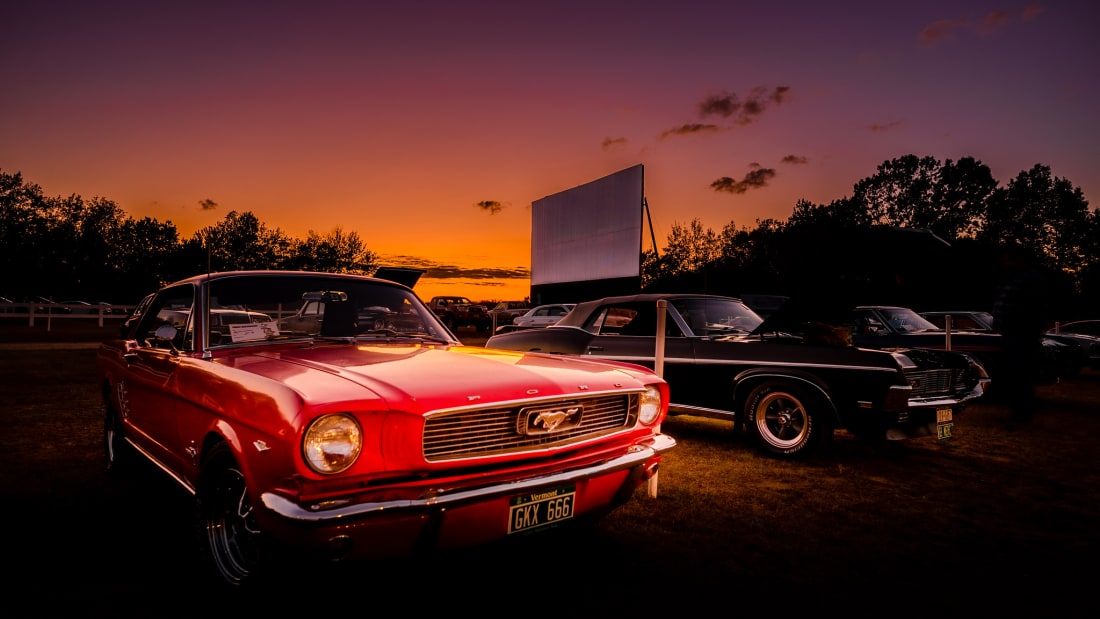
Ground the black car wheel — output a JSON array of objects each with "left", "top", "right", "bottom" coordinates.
[
  {"left": 744, "top": 382, "right": 828, "bottom": 458},
  {"left": 198, "top": 443, "right": 265, "bottom": 588}
]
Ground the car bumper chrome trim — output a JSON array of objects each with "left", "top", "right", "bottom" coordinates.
[{"left": 260, "top": 434, "right": 677, "bottom": 523}]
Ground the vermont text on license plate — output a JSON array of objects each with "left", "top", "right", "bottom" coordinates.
[
  {"left": 508, "top": 485, "right": 575, "bottom": 534},
  {"left": 937, "top": 407, "right": 953, "bottom": 440}
]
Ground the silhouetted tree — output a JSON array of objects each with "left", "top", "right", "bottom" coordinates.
[
  {"left": 107, "top": 217, "right": 181, "bottom": 299},
  {"left": 0, "top": 171, "right": 52, "bottom": 297},
  {"left": 193, "top": 211, "right": 295, "bottom": 273},
  {"left": 786, "top": 197, "right": 871, "bottom": 230},
  {"left": 289, "top": 227, "right": 377, "bottom": 274},
  {"left": 849, "top": 155, "right": 996, "bottom": 240},
  {"left": 981, "top": 164, "right": 1093, "bottom": 275}
]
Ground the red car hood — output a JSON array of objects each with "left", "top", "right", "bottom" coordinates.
[{"left": 218, "top": 343, "right": 652, "bottom": 414}]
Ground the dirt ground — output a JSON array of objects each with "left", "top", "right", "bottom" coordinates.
[{"left": 2, "top": 326, "right": 1098, "bottom": 617}]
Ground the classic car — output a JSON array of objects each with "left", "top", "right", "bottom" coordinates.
[
  {"left": 485, "top": 293, "right": 989, "bottom": 459},
  {"left": 427, "top": 295, "right": 492, "bottom": 332},
  {"left": 487, "top": 300, "right": 532, "bottom": 328},
  {"left": 98, "top": 271, "right": 674, "bottom": 587},
  {"left": 855, "top": 306, "right": 1083, "bottom": 380},
  {"left": 510, "top": 303, "right": 576, "bottom": 329},
  {"left": 278, "top": 290, "right": 422, "bottom": 334},
  {"left": 1046, "top": 319, "right": 1100, "bottom": 369},
  {"left": 918, "top": 310, "right": 997, "bottom": 332}
]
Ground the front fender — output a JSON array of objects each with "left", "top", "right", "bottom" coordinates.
[{"left": 730, "top": 369, "right": 840, "bottom": 426}]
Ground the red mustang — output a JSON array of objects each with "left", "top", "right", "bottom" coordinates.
[{"left": 98, "top": 271, "right": 674, "bottom": 587}]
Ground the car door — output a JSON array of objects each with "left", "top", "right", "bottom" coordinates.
[
  {"left": 115, "top": 285, "right": 194, "bottom": 472},
  {"left": 578, "top": 302, "right": 697, "bottom": 382},
  {"left": 281, "top": 299, "right": 324, "bottom": 333}
]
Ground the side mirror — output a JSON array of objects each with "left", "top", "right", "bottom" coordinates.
[{"left": 154, "top": 323, "right": 179, "bottom": 347}]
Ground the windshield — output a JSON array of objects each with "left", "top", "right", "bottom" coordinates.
[
  {"left": 204, "top": 274, "right": 453, "bottom": 347},
  {"left": 876, "top": 308, "right": 940, "bottom": 333},
  {"left": 671, "top": 297, "right": 763, "bottom": 335}
]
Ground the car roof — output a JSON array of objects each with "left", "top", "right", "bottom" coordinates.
[
  {"left": 556, "top": 294, "right": 747, "bottom": 327},
  {"left": 165, "top": 270, "right": 411, "bottom": 290}
]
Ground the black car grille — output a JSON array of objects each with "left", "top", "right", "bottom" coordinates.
[
  {"left": 422, "top": 393, "right": 637, "bottom": 462},
  {"left": 905, "top": 368, "right": 966, "bottom": 398}
]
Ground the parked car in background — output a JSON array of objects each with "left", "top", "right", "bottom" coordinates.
[
  {"left": 1052, "top": 319, "right": 1100, "bottom": 337},
  {"left": 278, "top": 291, "right": 423, "bottom": 335},
  {"left": 58, "top": 300, "right": 113, "bottom": 314},
  {"left": 920, "top": 309, "right": 1091, "bottom": 373},
  {"left": 511, "top": 303, "right": 576, "bottom": 329},
  {"left": 18, "top": 296, "right": 57, "bottom": 312},
  {"left": 486, "top": 293, "right": 988, "bottom": 459},
  {"left": 488, "top": 300, "right": 531, "bottom": 329},
  {"left": 97, "top": 271, "right": 674, "bottom": 587},
  {"left": 426, "top": 295, "right": 492, "bottom": 332},
  {"left": 1047, "top": 320, "right": 1100, "bottom": 370},
  {"left": 919, "top": 310, "right": 996, "bottom": 332}
]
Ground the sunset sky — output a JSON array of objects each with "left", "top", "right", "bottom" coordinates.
[{"left": 2, "top": 1, "right": 1096, "bottom": 302}]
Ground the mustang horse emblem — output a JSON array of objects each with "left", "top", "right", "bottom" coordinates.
[{"left": 523, "top": 406, "right": 582, "bottom": 434}]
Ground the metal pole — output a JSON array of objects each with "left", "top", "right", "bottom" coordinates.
[{"left": 648, "top": 299, "right": 667, "bottom": 499}]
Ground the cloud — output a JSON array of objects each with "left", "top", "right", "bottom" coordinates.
[
  {"left": 379, "top": 253, "right": 530, "bottom": 281},
  {"left": 781, "top": 155, "right": 808, "bottom": 165},
  {"left": 710, "top": 168, "right": 777, "bottom": 194},
  {"left": 198, "top": 198, "right": 218, "bottom": 210},
  {"left": 601, "top": 136, "right": 628, "bottom": 150},
  {"left": 868, "top": 120, "right": 904, "bottom": 132},
  {"left": 920, "top": 18, "right": 968, "bottom": 44},
  {"left": 698, "top": 86, "right": 790, "bottom": 125},
  {"left": 1023, "top": 3, "right": 1045, "bottom": 21},
  {"left": 476, "top": 200, "right": 504, "bottom": 215},
  {"left": 657, "top": 86, "right": 790, "bottom": 141},
  {"left": 919, "top": 5, "right": 1044, "bottom": 45},
  {"left": 658, "top": 123, "right": 721, "bottom": 139}
]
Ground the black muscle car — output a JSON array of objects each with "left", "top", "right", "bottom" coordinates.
[{"left": 486, "top": 294, "right": 989, "bottom": 459}]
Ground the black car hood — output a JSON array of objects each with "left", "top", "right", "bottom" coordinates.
[{"left": 751, "top": 294, "right": 854, "bottom": 337}]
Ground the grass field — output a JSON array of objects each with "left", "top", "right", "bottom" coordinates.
[{"left": 2, "top": 330, "right": 1098, "bottom": 616}]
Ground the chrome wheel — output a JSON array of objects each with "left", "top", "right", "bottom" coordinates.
[
  {"left": 199, "top": 446, "right": 262, "bottom": 587},
  {"left": 103, "top": 402, "right": 131, "bottom": 473},
  {"left": 745, "top": 382, "right": 827, "bottom": 458}
]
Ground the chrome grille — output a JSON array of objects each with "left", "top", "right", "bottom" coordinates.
[
  {"left": 422, "top": 393, "right": 637, "bottom": 461},
  {"left": 906, "top": 369, "right": 963, "bottom": 398}
]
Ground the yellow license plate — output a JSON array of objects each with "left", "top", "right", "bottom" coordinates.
[
  {"left": 937, "top": 407, "right": 953, "bottom": 440},
  {"left": 508, "top": 485, "right": 575, "bottom": 534}
]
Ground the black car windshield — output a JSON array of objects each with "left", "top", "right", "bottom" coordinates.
[
  {"left": 205, "top": 274, "right": 452, "bottom": 347},
  {"left": 671, "top": 298, "right": 763, "bottom": 336},
  {"left": 875, "top": 308, "right": 941, "bottom": 333}
]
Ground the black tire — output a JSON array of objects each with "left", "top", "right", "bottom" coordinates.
[
  {"left": 196, "top": 443, "right": 269, "bottom": 589},
  {"left": 103, "top": 400, "right": 134, "bottom": 475},
  {"left": 743, "top": 381, "right": 830, "bottom": 459}
]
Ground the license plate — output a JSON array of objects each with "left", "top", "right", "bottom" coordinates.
[
  {"left": 936, "top": 407, "right": 953, "bottom": 440},
  {"left": 508, "top": 485, "right": 575, "bottom": 534}
]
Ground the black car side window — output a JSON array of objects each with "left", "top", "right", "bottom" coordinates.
[{"left": 134, "top": 285, "right": 195, "bottom": 351}]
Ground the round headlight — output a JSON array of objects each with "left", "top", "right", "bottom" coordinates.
[
  {"left": 638, "top": 385, "right": 662, "bottom": 425},
  {"left": 303, "top": 413, "right": 362, "bottom": 474}
]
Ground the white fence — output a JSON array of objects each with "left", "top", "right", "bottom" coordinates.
[{"left": 0, "top": 303, "right": 133, "bottom": 327}]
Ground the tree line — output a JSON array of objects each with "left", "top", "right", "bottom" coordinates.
[
  {"left": 641, "top": 155, "right": 1098, "bottom": 320},
  {"left": 0, "top": 169, "right": 377, "bottom": 304},
  {"left": 2, "top": 156, "right": 1097, "bottom": 318}
]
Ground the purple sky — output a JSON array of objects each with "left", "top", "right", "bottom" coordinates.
[{"left": 2, "top": 1, "right": 1096, "bottom": 301}]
